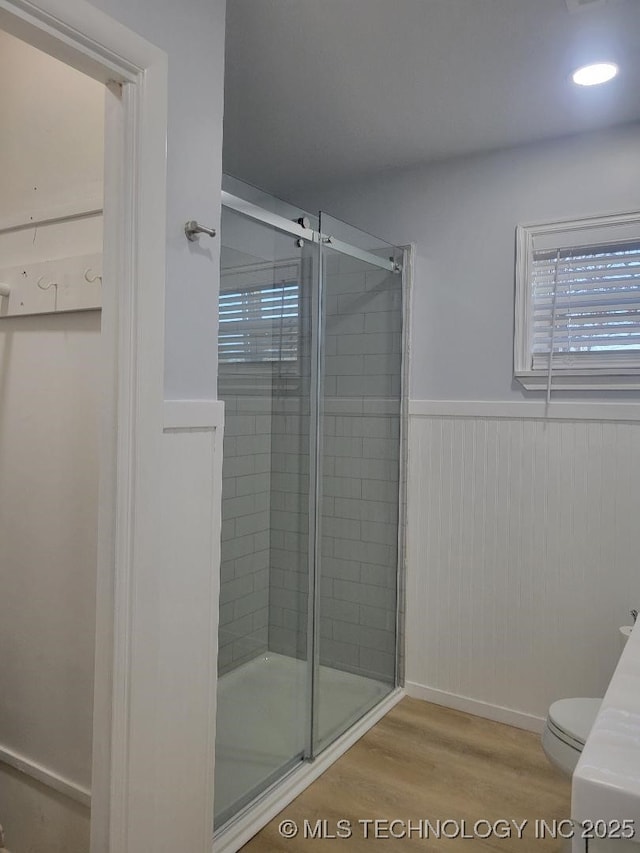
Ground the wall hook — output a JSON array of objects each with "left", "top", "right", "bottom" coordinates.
[
  {"left": 185, "top": 220, "right": 216, "bottom": 242},
  {"left": 37, "top": 276, "right": 57, "bottom": 292},
  {"left": 84, "top": 268, "right": 103, "bottom": 284},
  {"left": 37, "top": 276, "right": 58, "bottom": 310}
]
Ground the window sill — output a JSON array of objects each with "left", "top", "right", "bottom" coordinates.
[{"left": 515, "top": 371, "right": 640, "bottom": 391}]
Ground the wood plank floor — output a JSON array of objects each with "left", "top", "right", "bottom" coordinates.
[{"left": 242, "top": 698, "right": 570, "bottom": 852}]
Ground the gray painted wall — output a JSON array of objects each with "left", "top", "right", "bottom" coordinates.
[
  {"left": 292, "top": 122, "right": 640, "bottom": 402},
  {"left": 89, "top": 0, "right": 226, "bottom": 400}
]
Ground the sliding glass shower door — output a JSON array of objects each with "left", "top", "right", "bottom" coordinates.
[
  {"left": 214, "top": 190, "right": 404, "bottom": 830},
  {"left": 311, "top": 212, "right": 403, "bottom": 754},
  {"left": 215, "top": 205, "right": 314, "bottom": 826}
]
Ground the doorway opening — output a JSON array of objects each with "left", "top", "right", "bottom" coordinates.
[
  {"left": 0, "top": 28, "right": 104, "bottom": 853},
  {"left": 0, "top": 3, "right": 170, "bottom": 851}
]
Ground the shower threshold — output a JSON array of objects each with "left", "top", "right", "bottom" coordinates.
[{"left": 214, "top": 652, "right": 401, "bottom": 847}]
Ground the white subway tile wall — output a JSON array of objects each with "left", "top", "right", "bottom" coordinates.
[
  {"left": 218, "top": 393, "right": 273, "bottom": 673},
  {"left": 219, "top": 251, "right": 403, "bottom": 683},
  {"left": 267, "top": 258, "right": 402, "bottom": 681},
  {"left": 319, "top": 263, "right": 401, "bottom": 680}
]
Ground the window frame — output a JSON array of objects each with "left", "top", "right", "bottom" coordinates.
[{"left": 514, "top": 210, "right": 640, "bottom": 391}]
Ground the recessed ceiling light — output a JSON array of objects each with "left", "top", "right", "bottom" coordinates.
[{"left": 572, "top": 62, "right": 619, "bottom": 86}]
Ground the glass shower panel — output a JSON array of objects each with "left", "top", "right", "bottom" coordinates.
[
  {"left": 313, "top": 212, "right": 403, "bottom": 754},
  {"left": 214, "top": 206, "right": 313, "bottom": 827}
]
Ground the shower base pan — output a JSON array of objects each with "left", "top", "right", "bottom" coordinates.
[{"left": 214, "top": 652, "right": 402, "bottom": 851}]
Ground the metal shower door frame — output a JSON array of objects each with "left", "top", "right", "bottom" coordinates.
[{"left": 220, "top": 191, "right": 406, "bottom": 765}]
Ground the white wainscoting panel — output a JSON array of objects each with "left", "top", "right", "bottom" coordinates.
[
  {"left": 406, "top": 405, "right": 640, "bottom": 728},
  {"left": 123, "top": 414, "right": 224, "bottom": 853}
]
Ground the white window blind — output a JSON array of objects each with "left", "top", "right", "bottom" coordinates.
[
  {"left": 531, "top": 240, "right": 640, "bottom": 370},
  {"left": 218, "top": 282, "right": 300, "bottom": 363},
  {"left": 515, "top": 212, "right": 640, "bottom": 389}
]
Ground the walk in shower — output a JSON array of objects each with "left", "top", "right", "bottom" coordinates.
[{"left": 215, "top": 180, "right": 406, "bottom": 835}]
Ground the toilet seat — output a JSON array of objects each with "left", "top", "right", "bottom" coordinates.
[
  {"left": 547, "top": 698, "right": 601, "bottom": 747},
  {"left": 542, "top": 698, "right": 601, "bottom": 776},
  {"left": 547, "top": 716, "right": 585, "bottom": 751}
]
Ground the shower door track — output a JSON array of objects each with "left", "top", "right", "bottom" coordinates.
[{"left": 221, "top": 191, "right": 401, "bottom": 274}]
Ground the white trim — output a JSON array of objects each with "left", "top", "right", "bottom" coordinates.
[
  {"left": 0, "top": 0, "right": 160, "bottom": 81},
  {"left": 0, "top": 198, "right": 103, "bottom": 234},
  {"left": 101, "top": 76, "right": 140, "bottom": 853},
  {"left": 515, "top": 372, "right": 640, "bottom": 392},
  {"left": 405, "top": 682, "right": 544, "bottom": 734},
  {"left": 0, "top": 744, "right": 91, "bottom": 809},
  {"left": 163, "top": 399, "right": 225, "bottom": 431},
  {"left": 204, "top": 426, "right": 224, "bottom": 853},
  {"left": 409, "top": 399, "right": 640, "bottom": 422},
  {"left": 514, "top": 221, "right": 534, "bottom": 378},
  {"left": 518, "top": 208, "right": 640, "bottom": 241},
  {"left": 214, "top": 688, "right": 404, "bottom": 853}
]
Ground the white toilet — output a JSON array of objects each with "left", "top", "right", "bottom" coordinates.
[
  {"left": 542, "top": 697, "right": 602, "bottom": 776},
  {"left": 542, "top": 623, "right": 633, "bottom": 777}
]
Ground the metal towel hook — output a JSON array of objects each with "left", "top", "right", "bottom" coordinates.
[{"left": 185, "top": 220, "right": 216, "bottom": 242}]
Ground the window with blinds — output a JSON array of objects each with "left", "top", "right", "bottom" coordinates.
[
  {"left": 515, "top": 212, "right": 640, "bottom": 389},
  {"left": 531, "top": 241, "right": 640, "bottom": 369},
  {"left": 218, "top": 282, "right": 300, "bottom": 364}
]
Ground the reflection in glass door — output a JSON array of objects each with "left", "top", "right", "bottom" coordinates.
[
  {"left": 214, "top": 205, "right": 314, "bottom": 826},
  {"left": 311, "top": 213, "right": 403, "bottom": 754}
]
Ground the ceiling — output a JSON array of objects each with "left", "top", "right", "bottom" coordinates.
[{"left": 222, "top": 0, "right": 640, "bottom": 195}]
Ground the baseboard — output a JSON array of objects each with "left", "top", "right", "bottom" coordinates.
[
  {"left": 213, "top": 687, "right": 405, "bottom": 853},
  {"left": 405, "top": 682, "right": 545, "bottom": 734},
  {"left": 0, "top": 744, "right": 90, "bottom": 808}
]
